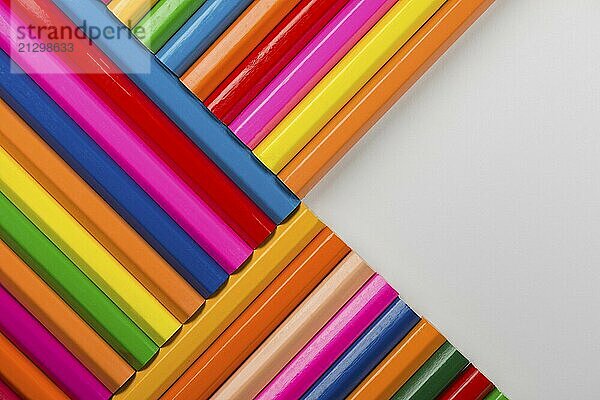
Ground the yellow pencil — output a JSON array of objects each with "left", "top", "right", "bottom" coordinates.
[
  {"left": 254, "top": 0, "right": 447, "bottom": 173},
  {"left": 113, "top": 204, "right": 323, "bottom": 400},
  {"left": 0, "top": 147, "right": 180, "bottom": 345},
  {"left": 109, "top": 0, "right": 159, "bottom": 28}
]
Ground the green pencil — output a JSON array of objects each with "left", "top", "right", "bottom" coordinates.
[
  {"left": 392, "top": 341, "right": 469, "bottom": 399},
  {"left": 135, "top": 0, "right": 208, "bottom": 52},
  {"left": 0, "top": 191, "right": 157, "bottom": 370}
]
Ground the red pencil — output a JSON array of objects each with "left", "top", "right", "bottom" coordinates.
[
  {"left": 7, "top": 0, "right": 275, "bottom": 249},
  {"left": 205, "top": 0, "right": 349, "bottom": 124},
  {"left": 437, "top": 365, "right": 494, "bottom": 400}
]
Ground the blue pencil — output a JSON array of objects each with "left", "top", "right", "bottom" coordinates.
[
  {"left": 50, "top": 0, "right": 300, "bottom": 224},
  {"left": 0, "top": 50, "right": 228, "bottom": 298},
  {"left": 301, "top": 299, "right": 420, "bottom": 400},
  {"left": 158, "top": 0, "right": 255, "bottom": 76}
]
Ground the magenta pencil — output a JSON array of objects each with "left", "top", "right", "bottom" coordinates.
[
  {"left": 256, "top": 275, "right": 397, "bottom": 400},
  {"left": 0, "top": 285, "right": 110, "bottom": 400},
  {"left": 0, "top": 9, "right": 250, "bottom": 273},
  {"left": 230, "top": 0, "right": 396, "bottom": 148},
  {"left": 0, "top": 378, "right": 20, "bottom": 400}
]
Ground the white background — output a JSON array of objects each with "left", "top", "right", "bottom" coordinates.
[{"left": 306, "top": 2, "right": 600, "bottom": 399}]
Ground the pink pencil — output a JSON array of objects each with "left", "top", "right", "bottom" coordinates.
[
  {"left": 256, "top": 274, "right": 397, "bottom": 400},
  {"left": 0, "top": 285, "right": 110, "bottom": 400},
  {"left": 231, "top": 0, "right": 396, "bottom": 148},
  {"left": 0, "top": 378, "right": 20, "bottom": 400},
  {"left": 0, "top": 8, "right": 251, "bottom": 273}
]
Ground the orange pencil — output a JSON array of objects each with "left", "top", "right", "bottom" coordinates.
[
  {"left": 182, "top": 0, "right": 301, "bottom": 100},
  {"left": 163, "top": 227, "right": 349, "bottom": 400},
  {"left": 0, "top": 100, "right": 203, "bottom": 323},
  {"left": 279, "top": 0, "right": 496, "bottom": 197},
  {"left": 347, "top": 319, "right": 446, "bottom": 400},
  {"left": 212, "top": 251, "right": 373, "bottom": 400},
  {"left": 0, "top": 240, "right": 134, "bottom": 392},
  {"left": 0, "top": 331, "right": 68, "bottom": 400}
]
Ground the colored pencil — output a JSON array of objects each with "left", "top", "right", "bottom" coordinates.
[
  {"left": 113, "top": 205, "right": 323, "bottom": 400},
  {"left": 204, "top": 0, "right": 348, "bottom": 124},
  {"left": 0, "top": 241, "right": 134, "bottom": 392},
  {"left": 484, "top": 388, "right": 509, "bottom": 400},
  {"left": 159, "top": 0, "right": 254, "bottom": 76},
  {"left": 257, "top": 274, "right": 398, "bottom": 400},
  {"left": 301, "top": 299, "right": 420, "bottom": 400},
  {"left": 0, "top": 378, "right": 19, "bottom": 400},
  {"left": 0, "top": 286, "right": 111, "bottom": 399},
  {"left": 0, "top": 50, "right": 227, "bottom": 298},
  {"left": 109, "top": 0, "right": 161, "bottom": 27},
  {"left": 437, "top": 365, "right": 494, "bottom": 400},
  {"left": 255, "top": 0, "right": 446, "bottom": 173},
  {"left": 53, "top": 0, "right": 300, "bottom": 224},
  {"left": 0, "top": 99, "right": 202, "bottom": 324},
  {"left": 0, "top": 7, "right": 250, "bottom": 273},
  {"left": 392, "top": 342, "right": 470, "bottom": 399},
  {"left": 135, "top": 0, "right": 208, "bottom": 52},
  {"left": 182, "top": 0, "right": 301, "bottom": 100},
  {"left": 0, "top": 332, "right": 68, "bottom": 400},
  {"left": 0, "top": 193, "right": 158, "bottom": 369},
  {"left": 0, "top": 146, "right": 180, "bottom": 346},
  {"left": 231, "top": 0, "right": 395, "bottom": 149},
  {"left": 279, "top": 0, "right": 496, "bottom": 197},
  {"left": 11, "top": 0, "right": 275, "bottom": 250},
  {"left": 347, "top": 319, "right": 446, "bottom": 400},
  {"left": 212, "top": 252, "right": 374, "bottom": 400},
  {"left": 163, "top": 228, "right": 349, "bottom": 400}
]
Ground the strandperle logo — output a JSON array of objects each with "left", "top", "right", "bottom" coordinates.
[
  {"left": 16, "top": 20, "right": 146, "bottom": 46},
  {"left": 9, "top": 15, "right": 153, "bottom": 74}
]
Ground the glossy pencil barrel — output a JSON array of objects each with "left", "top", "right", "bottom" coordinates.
[
  {"left": 255, "top": 0, "right": 446, "bottom": 173},
  {"left": 158, "top": 0, "right": 255, "bottom": 75},
  {"left": 0, "top": 146, "right": 180, "bottom": 346},
  {"left": 213, "top": 252, "right": 374, "bottom": 400},
  {"left": 301, "top": 299, "right": 420, "bottom": 400},
  {"left": 181, "top": 0, "right": 301, "bottom": 100},
  {"left": 0, "top": 6, "right": 251, "bottom": 273},
  {"left": 163, "top": 228, "right": 349, "bottom": 400},
  {"left": 347, "top": 319, "right": 445, "bottom": 400},
  {"left": 52, "top": 0, "right": 300, "bottom": 224},
  {"left": 256, "top": 275, "right": 398, "bottom": 400},
  {"left": 437, "top": 365, "right": 494, "bottom": 400},
  {"left": 205, "top": 0, "right": 348, "bottom": 124},
  {"left": 0, "top": 240, "right": 134, "bottom": 392},
  {"left": 279, "top": 0, "right": 496, "bottom": 197},
  {"left": 0, "top": 50, "right": 227, "bottom": 298},
  {"left": 0, "top": 97, "right": 203, "bottom": 324},
  {"left": 10, "top": 0, "right": 275, "bottom": 251},
  {"left": 135, "top": 0, "right": 208, "bottom": 52},
  {"left": 0, "top": 192, "right": 158, "bottom": 369},
  {"left": 0, "top": 286, "right": 111, "bottom": 400},
  {"left": 109, "top": 0, "right": 161, "bottom": 27},
  {"left": 113, "top": 206, "right": 323, "bottom": 400},
  {"left": 0, "top": 332, "right": 68, "bottom": 400},
  {"left": 392, "top": 342, "right": 469, "bottom": 399}
]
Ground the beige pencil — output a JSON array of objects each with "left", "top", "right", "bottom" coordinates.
[{"left": 212, "top": 252, "right": 374, "bottom": 400}]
